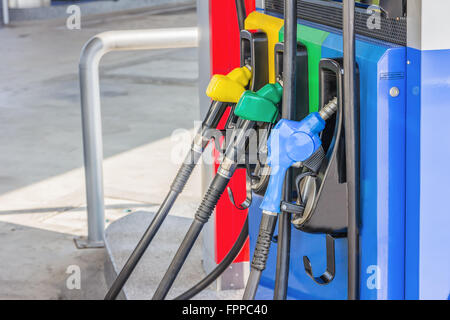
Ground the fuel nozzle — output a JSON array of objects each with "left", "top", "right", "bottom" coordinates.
[
  {"left": 234, "top": 81, "right": 283, "bottom": 123},
  {"left": 218, "top": 82, "right": 283, "bottom": 177},
  {"left": 319, "top": 97, "right": 338, "bottom": 121},
  {"left": 224, "top": 82, "right": 283, "bottom": 209},
  {"left": 206, "top": 66, "right": 252, "bottom": 103},
  {"left": 195, "top": 65, "right": 254, "bottom": 153},
  {"left": 259, "top": 97, "right": 338, "bottom": 215},
  {"left": 243, "top": 97, "right": 338, "bottom": 300}
]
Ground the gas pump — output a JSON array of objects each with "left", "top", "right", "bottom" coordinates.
[
  {"left": 245, "top": 0, "right": 408, "bottom": 300},
  {"left": 105, "top": 1, "right": 272, "bottom": 299},
  {"left": 104, "top": 0, "right": 450, "bottom": 301}
]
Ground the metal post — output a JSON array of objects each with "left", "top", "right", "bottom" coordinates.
[
  {"left": 343, "top": 0, "right": 360, "bottom": 300},
  {"left": 75, "top": 28, "right": 198, "bottom": 248},
  {"left": 2, "top": 0, "right": 9, "bottom": 25}
]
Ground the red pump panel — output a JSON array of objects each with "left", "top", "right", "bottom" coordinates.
[{"left": 209, "top": 0, "right": 255, "bottom": 264}]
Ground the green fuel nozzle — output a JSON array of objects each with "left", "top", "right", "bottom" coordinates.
[{"left": 234, "top": 82, "right": 283, "bottom": 123}]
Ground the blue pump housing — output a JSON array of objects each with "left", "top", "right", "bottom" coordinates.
[{"left": 248, "top": 23, "right": 408, "bottom": 300}]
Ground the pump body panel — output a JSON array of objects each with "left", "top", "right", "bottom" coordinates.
[{"left": 247, "top": 12, "right": 407, "bottom": 300}]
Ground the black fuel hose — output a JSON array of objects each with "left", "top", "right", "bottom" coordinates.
[
  {"left": 171, "top": 1, "right": 250, "bottom": 301},
  {"left": 105, "top": 151, "right": 202, "bottom": 300},
  {"left": 105, "top": 101, "right": 227, "bottom": 300},
  {"left": 152, "top": 119, "right": 255, "bottom": 300},
  {"left": 235, "top": 0, "right": 247, "bottom": 31},
  {"left": 174, "top": 217, "right": 249, "bottom": 300},
  {"left": 343, "top": 0, "right": 360, "bottom": 300},
  {"left": 274, "top": 0, "right": 297, "bottom": 300},
  {"left": 152, "top": 173, "right": 232, "bottom": 300},
  {"left": 106, "top": 0, "right": 250, "bottom": 300},
  {"left": 243, "top": 212, "right": 278, "bottom": 300}
]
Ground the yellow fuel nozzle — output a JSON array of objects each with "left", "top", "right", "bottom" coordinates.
[{"left": 206, "top": 66, "right": 252, "bottom": 103}]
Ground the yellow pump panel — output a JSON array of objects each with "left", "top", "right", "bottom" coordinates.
[
  {"left": 206, "top": 67, "right": 252, "bottom": 103},
  {"left": 245, "top": 12, "right": 284, "bottom": 84}
]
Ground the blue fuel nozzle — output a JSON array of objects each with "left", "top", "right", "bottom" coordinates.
[{"left": 260, "top": 97, "right": 337, "bottom": 214}]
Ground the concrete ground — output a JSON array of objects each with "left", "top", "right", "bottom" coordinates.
[
  {"left": 105, "top": 211, "right": 243, "bottom": 300},
  {"left": 0, "top": 5, "right": 228, "bottom": 299}
]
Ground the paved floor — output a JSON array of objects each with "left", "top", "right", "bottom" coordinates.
[
  {"left": 0, "top": 5, "right": 219, "bottom": 299},
  {"left": 105, "top": 211, "right": 243, "bottom": 300}
]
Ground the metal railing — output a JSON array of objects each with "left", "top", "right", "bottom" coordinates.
[{"left": 76, "top": 27, "right": 198, "bottom": 248}]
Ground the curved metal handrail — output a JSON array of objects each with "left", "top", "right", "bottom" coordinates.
[{"left": 77, "top": 27, "right": 198, "bottom": 248}]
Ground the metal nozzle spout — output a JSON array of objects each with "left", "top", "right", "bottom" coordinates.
[{"left": 319, "top": 97, "right": 338, "bottom": 121}]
